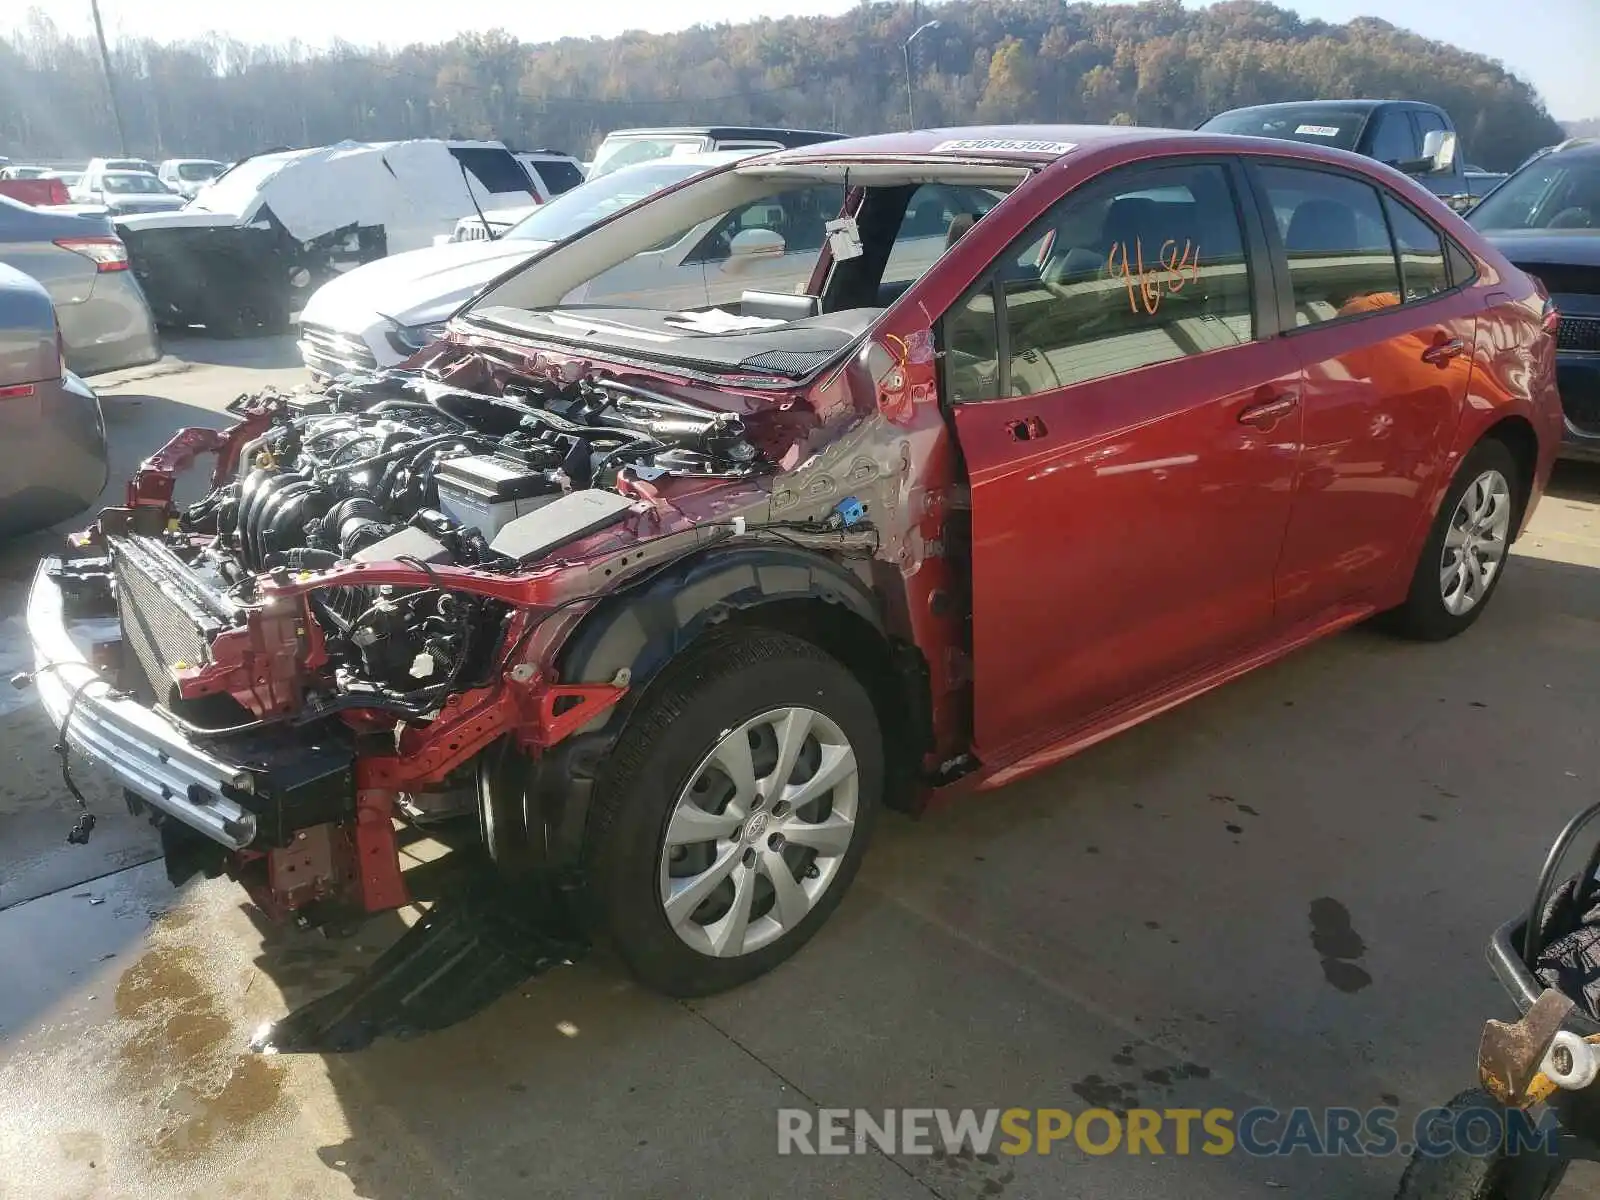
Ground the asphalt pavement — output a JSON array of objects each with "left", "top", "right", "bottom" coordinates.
[{"left": 1, "top": 337, "right": 1599, "bottom": 1198}]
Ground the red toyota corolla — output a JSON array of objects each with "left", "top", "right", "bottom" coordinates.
[{"left": 29, "top": 126, "right": 1562, "bottom": 1002}]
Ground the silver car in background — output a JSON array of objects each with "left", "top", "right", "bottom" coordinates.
[
  {"left": 0, "top": 195, "right": 161, "bottom": 376},
  {"left": 0, "top": 262, "right": 108, "bottom": 537}
]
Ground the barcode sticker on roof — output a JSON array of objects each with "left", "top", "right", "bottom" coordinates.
[
  {"left": 930, "top": 138, "right": 1078, "bottom": 155},
  {"left": 1294, "top": 124, "right": 1342, "bottom": 137}
]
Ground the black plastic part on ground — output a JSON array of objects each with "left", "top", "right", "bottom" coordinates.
[{"left": 250, "top": 873, "right": 588, "bottom": 1053}]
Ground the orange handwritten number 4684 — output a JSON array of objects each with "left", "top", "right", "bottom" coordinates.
[{"left": 1107, "top": 237, "right": 1203, "bottom": 315}]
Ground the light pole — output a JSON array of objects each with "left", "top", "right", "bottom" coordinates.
[
  {"left": 903, "top": 20, "right": 941, "bottom": 131},
  {"left": 90, "top": 0, "right": 129, "bottom": 155}
]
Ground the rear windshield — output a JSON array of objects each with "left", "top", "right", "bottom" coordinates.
[
  {"left": 178, "top": 161, "right": 223, "bottom": 181},
  {"left": 103, "top": 173, "right": 172, "bottom": 194},
  {"left": 1199, "top": 107, "right": 1367, "bottom": 152},
  {"left": 449, "top": 147, "right": 532, "bottom": 196},
  {"left": 107, "top": 159, "right": 156, "bottom": 174},
  {"left": 589, "top": 136, "right": 708, "bottom": 180},
  {"left": 530, "top": 159, "right": 584, "bottom": 195}
]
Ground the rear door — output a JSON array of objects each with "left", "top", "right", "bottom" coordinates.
[
  {"left": 945, "top": 157, "right": 1304, "bottom": 758},
  {"left": 1249, "top": 160, "right": 1478, "bottom": 623}
]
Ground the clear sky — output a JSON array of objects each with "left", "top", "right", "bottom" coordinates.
[{"left": 9, "top": 0, "right": 1598, "bottom": 119}]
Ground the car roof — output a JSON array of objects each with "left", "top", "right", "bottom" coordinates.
[
  {"left": 602, "top": 127, "right": 844, "bottom": 141},
  {"left": 1209, "top": 99, "right": 1413, "bottom": 116},
  {"left": 761, "top": 124, "right": 1223, "bottom": 164}
]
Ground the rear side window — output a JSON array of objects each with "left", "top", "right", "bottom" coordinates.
[
  {"left": 530, "top": 160, "right": 583, "bottom": 195},
  {"left": 1256, "top": 164, "right": 1401, "bottom": 325},
  {"left": 449, "top": 148, "right": 531, "bottom": 195},
  {"left": 941, "top": 160, "right": 1255, "bottom": 401},
  {"left": 1382, "top": 195, "right": 1449, "bottom": 302}
]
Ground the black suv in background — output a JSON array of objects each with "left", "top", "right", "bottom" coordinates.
[
  {"left": 1199, "top": 99, "right": 1499, "bottom": 211},
  {"left": 1469, "top": 136, "right": 1600, "bottom": 461}
]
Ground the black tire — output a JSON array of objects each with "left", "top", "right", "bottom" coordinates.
[
  {"left": 1388, "top": 439, "right": 1521, "bottom": 641},
  {"left": 585, "top": 629, "right": 883, "bottom": 997},
  {"left": 203, "top": 283, "right": 289, "bottom": 338},
  {"left": 1395, "top": 1090, "right": 1567, "bottom": 1200}
]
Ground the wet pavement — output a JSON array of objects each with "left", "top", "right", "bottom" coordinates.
[{"left": 2, "top": 337, "right": 1600, "bottom": 1197}]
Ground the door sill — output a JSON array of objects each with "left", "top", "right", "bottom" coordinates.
[{"left": 955, "top": 602, "right": 1377, "bottom": 795}]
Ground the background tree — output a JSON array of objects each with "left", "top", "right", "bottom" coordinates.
[{"left": 0, "top": 0, "right": 1570, "bottom": 170}]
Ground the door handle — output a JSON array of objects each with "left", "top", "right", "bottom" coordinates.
[
  {"left": 1007, "top": 416, "right": 1049, "bottom": 442},
  {"left": 1236, "top": 394, "right": 1299, "bottom": 431},
  {"left": 1421, "top": 337, "right": 1467, "bottom": 367}
]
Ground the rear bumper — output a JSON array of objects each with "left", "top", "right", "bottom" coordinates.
[
  {"left": 26, "top": 558, "right": 260, "bottom": 849},
  {"left": 59, "top": 271, "right": 161, "bottom": 377}
]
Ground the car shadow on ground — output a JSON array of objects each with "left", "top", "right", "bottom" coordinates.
[{"left": 221, "top": 548, "right": 1600, "bottom": 1199}]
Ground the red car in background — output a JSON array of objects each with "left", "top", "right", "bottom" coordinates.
[{"left": 28, "top": 125, "right": 1561, "bottom": 1000}]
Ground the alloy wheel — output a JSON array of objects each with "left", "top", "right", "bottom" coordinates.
[
  {"left": 658, "top": 706, "right": 860, "bottom": 958},
  {"left": 1439, "top": 468, "right": 1512, "bottom": 617}
]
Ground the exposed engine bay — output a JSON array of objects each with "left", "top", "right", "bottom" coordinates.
[{"left": 163, "top": 369, "right": 763, "bottom": 713}]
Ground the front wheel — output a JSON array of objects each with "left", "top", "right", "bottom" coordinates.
[
  {"left": 586, "top": 630, "right": 883, "bottom": 997},
  {"left": 1387, "top": 439, "right": 1521, "bottom": 641}
]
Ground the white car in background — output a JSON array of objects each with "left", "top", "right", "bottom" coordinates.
[
  {"left": 299, "top": 150, "right": 753, "bottom": 377},
  {"left": 157, "top": 158, "right": 226, "bottom": 198},
  {"left": 298, "top": 148, "right": 998, "bottom": 379}
]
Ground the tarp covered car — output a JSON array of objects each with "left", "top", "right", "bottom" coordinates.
[{"left": 114, "top": 139, "right": 535, "bottom": 336}]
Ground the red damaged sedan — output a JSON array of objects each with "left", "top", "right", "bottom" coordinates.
[{"left": 27, "top": 126, "right": 1561, "bottom": 998}]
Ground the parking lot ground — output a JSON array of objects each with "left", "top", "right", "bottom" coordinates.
[{"left": 1, "top": 336, "right": 1599, "bottom": 1198}]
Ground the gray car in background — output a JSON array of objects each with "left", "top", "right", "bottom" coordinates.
[
  {"left": 0, "top": 262, "right": 108, "bottom": 537},
  {"left": 0, "top": 195, "right": 160, "bottom": 376}
]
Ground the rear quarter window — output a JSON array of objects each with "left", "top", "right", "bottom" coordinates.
[{"left": 530, "top": 160, "right": 584, "bottom": 195}]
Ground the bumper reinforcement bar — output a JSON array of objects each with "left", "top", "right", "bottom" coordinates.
[{"left": 27, "top": 558, "right": 259, "bottom": 850}]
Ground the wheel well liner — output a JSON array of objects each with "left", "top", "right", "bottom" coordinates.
[
  {"left": 527, "top": 544, "right": 925, "bottom": 866},
  {"left": 1480, "top": 414, "right": 1539, "bottom": 531}
]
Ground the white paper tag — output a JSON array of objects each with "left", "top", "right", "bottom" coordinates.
[
  {"left": 1294, "top": 124, "right": 1342, "bottom": 137},
  {"left": 825, "top": 216, "right": 864, "bottom": 261},
  {"left": 930, "top": 138, "right": 1078, "bottom": 155}
]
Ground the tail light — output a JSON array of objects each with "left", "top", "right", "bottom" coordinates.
[
  {"left": 0, "top": 383, "right": 35, "bottom": 399},
  {"left": 45, "top": 179, "right": 69, "bottom": 205},
  {"left": 54, "top": 235, "right": 130, "bottom": 272},
  {"left": 1542, "top": 297, "right": 1561, "bottom": 337}
]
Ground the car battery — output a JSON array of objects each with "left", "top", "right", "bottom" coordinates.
[{"left": 434, "top": 453, "right": 566, "bottom": 541}]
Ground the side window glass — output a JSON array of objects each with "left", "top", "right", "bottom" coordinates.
[
  {"left": 1368, "top": 113, "right": 1417, "bottom": 166},
  {"left": 883, "top": 184, "right": 1005, "bottom": 298},
  {"left": 1415, "top": 111, "right": 1447, "bottom": 144},
  {"left": 1446, "top": 239, "right": 1478, "bottom": 288},
  {"left": 943, "top": 283, "right": 1002, "bottom": 403},
  {"left": 1382, "top": 195, "right": 1449, "bottom": 302},
  {"left": 940, "top": 162, "right": 1254, "bottom": 400},
  {"left": 1257, "top": 165, "right": 1402, "bottom": 326}
]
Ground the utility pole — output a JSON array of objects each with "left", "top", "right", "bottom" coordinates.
[
  {"left": 903, "top": 19, "right": 941, "bottom": 132},
  {"left": 90, "top": 0, "right": 129, "bottom": 155}
]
